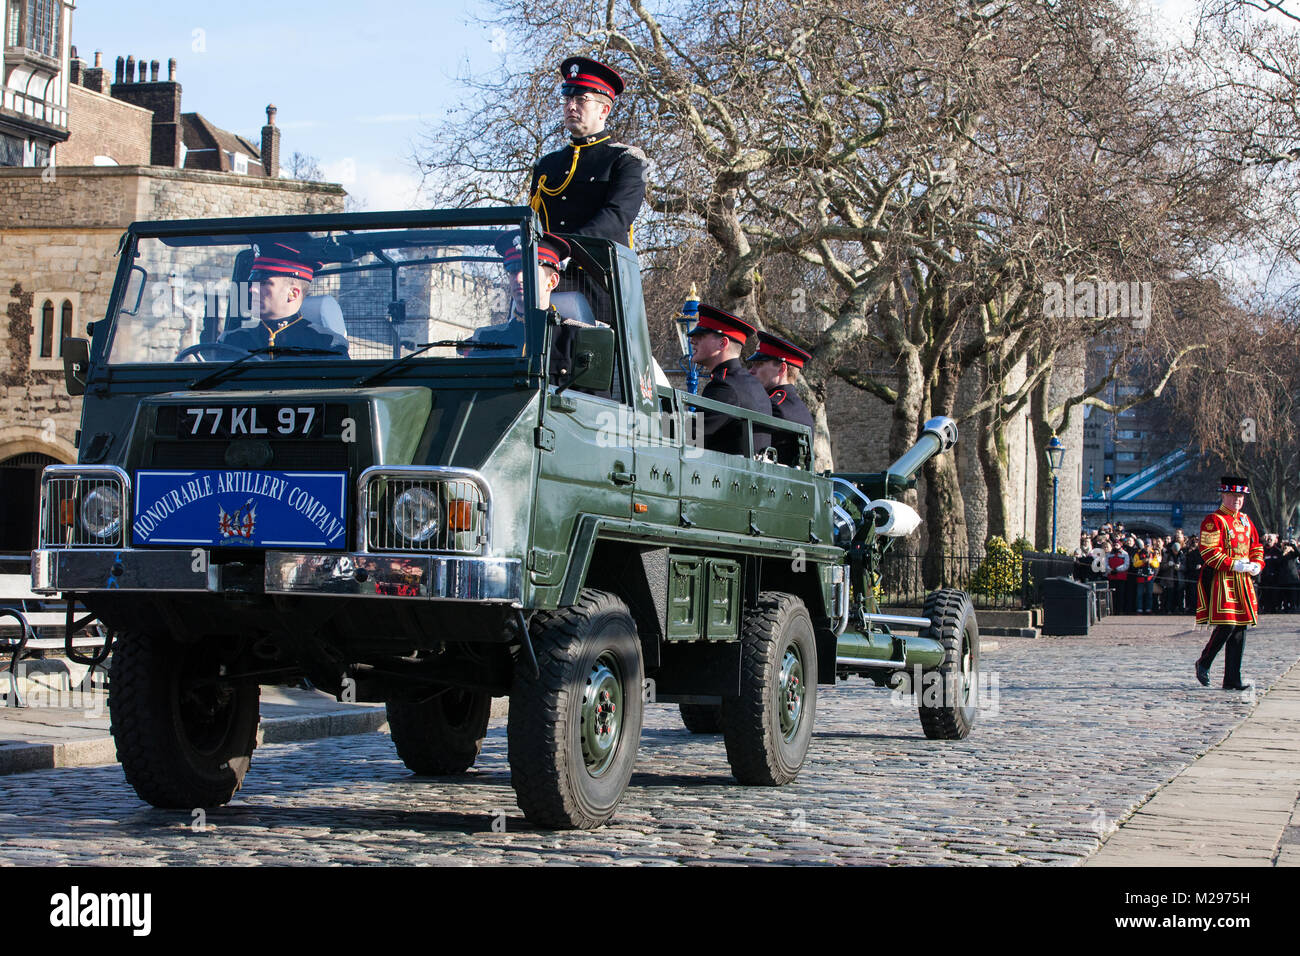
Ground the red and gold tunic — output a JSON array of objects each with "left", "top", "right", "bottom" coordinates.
[{"left": 1195, "top": 507, "right": 1264, "bottom": 626}]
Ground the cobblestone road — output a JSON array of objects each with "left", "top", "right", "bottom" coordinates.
[{"left": 2, "top": 616, "right": 1297, "bottom": 865}]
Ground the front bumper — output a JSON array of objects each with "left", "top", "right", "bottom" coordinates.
[{"left": 32, "top": 549, "right": 523, "bottom": 605}]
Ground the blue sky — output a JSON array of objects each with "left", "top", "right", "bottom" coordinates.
[{"left": 70, "top": 0, "right": 501, "bottom": 209}]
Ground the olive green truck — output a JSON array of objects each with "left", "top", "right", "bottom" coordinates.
[{"left": 33, "top": 207, "right": 978, "bottom": 829}]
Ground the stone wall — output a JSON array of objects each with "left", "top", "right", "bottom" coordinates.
[
  {"left": 61, "top": 85, "right": 152, "bottom": 166},
  {"left": 0, "top": 165, "right": 345, "bottom": 228}
]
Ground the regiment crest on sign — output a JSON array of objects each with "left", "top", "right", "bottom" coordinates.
[{"left": 218, "top": 498, "right": 257, "bottom": 541}]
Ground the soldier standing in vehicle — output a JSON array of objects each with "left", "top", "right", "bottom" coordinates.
[
  {"left": 528, "top": 56, "right": 647, "bottom": 247},
  {"left": 686, "top": 305, "right": 772, "bottom": 456},
  {"left": 747, "top": 330, "right": 815, "bottom": 466},
  {"left": 1194, "top": 476, "right": 1264, "bottom": 690}
]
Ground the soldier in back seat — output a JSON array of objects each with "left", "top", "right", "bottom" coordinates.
[
  {"left": 747, "top": 331, "right": 815, "bottom": 466},
  {"left": 686, "top": 305, "right": 772, "bottom": 456}
]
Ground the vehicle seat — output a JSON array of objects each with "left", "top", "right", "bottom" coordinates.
[
  {"left": 302, "top": 295, "right": 348, "bottom": 339},
  {"left": 551, "top": 291, "right": 598, "bottom": 327}
]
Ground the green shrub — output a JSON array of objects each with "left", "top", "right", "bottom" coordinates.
[{"left": 970, "top": 535, "right": 1021, "bottom": 598}]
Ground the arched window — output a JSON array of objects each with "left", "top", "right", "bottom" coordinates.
[
  {"left": 39, "top": 299, "right": 54, "bottom": 358},
  {"left": 59, "top": 299, "right": 73, "bottom": 353}
]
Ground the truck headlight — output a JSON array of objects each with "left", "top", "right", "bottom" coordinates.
[
  {"left": 392, "top": 487, "right": 440, "bottom": 543},
  {"left": 80, "top": 486, "right": 123, "bottom": 539}
]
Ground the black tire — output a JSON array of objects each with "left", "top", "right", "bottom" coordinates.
[
  {"left": 721, "top": 592, "right": 817, "bottom": 785},
  {"left": 916, "top": 588, "right": 979, "bottom": 740},
  {"left": 508, "top": 589, "right": 644, "bottom": 829},
  {"left": 678, "top": 702, "right": 723, "bottom": 734},
  {"left": 386, "top": 689, "right": 491, "bottom": 775},
  {"left": 109, "top": 631, "right": 260, "bottom": 809}
]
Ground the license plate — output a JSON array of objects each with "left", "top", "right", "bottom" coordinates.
[
  {"left": 133, "top": 469, "right": 348, "bottom": 549},
  {"left": 175, "top": 404, "right": 325, "bottom": 439}
]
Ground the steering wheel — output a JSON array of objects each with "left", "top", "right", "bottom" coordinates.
[{"left": 174, "top": 342, "right": 257, "bottom": 363}]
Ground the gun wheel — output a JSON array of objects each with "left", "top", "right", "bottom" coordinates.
[
  {"left": 507, "top": 589, "right": 644, "bottom": 829},
  {"left": 722, "top": 592, "right": 817, "bottom": 785},
  {"left": 917, "top": 588, "right": 979, "bottom": 739}
]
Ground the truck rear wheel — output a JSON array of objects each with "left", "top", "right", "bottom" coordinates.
[
  {"left": 678, "top": 702, "right": 723, "bottom": 734},
  {"left": 507, "top": 589, "right": 644, "bottom": 829},
  {"left": 386, "top": 689, "right": 491, "bottom": 775},
  {"left": 916, "top": 588, "right": 979, "bottom": 739},
  {"left": 109, "top": 631, "right": 260, "bottom": 809},
  {"left": 722, "top": 592, "right": 817, "bottom": 785}
]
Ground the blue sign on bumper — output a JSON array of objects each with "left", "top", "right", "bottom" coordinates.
[{"left": 133, "top": 470, "right": 349, "bottom": 549}]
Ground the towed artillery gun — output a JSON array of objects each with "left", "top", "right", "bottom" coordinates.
[{"left": 34, "top": 207, "right": 977, "bottom": 829}]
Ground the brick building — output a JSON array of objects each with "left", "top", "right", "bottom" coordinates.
[{"left": 0, "top": 16, "right": 344, "bottom": 553}]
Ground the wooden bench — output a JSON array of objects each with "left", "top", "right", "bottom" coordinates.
[{"left": 0, "top": 571, "right": 109, "bottom": 707}]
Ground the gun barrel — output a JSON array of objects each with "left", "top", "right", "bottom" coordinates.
[{"left": 885, "top": 416, "right": 959, "bottom": 483}]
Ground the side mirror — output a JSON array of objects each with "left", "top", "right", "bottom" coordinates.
[
  {"left": 559, "top": 325, "right": 615, "bottom": 394},
  {"left": 62, "top": 337, "right": 90, "bottom": 396}
]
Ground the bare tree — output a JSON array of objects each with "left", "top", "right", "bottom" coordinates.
[{"left": 287, "top": 151, "right": 325, "bottom": 182}]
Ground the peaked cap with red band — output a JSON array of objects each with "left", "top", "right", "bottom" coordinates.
[
  {"left": 559, "top": 56, "right": 624, "bottom": 100},
  {"left": 250, "top": 241, "right": 318, "bottom": 282},
  {"left": 1219, "top": 475, "right": 1251, "bottom": 495},
  {"left": 495, "top": 231, "right": 570, "bottom": 272},
  {"left": 747, "top": 330, "right": 811, "bottom": 369},
  {"left": 687, "top": 304, "right": 755, "bottom": 345}
]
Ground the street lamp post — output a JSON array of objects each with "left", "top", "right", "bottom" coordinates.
[
  {"left": 1102, "top": 475, "right": 1114, "bottom": 528},
  {"left": 675, "top": 283, "right": 701, "bottom": 394},
  {"left": 1046, "top": 434, "right": 1066, "bottom": 552}
]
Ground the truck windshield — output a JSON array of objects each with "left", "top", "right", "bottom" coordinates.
[{"left": 106, "top": 226, "right": 541, "bottom": 366}]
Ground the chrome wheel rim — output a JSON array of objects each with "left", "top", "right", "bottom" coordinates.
[
  {"left": 778, "top": 645, "right": 805, "bottom": 742},
  {"left": 581, "top": 652, "right": 623, "bottom": 777}
]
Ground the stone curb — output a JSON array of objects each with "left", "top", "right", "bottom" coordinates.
[{"left": 0, "top": 705, "right": 389, "bottom": 777}]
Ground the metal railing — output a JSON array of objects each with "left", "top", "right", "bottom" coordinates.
[{"left": 877, "top": 550, "right": 1027, "bottom": 610}]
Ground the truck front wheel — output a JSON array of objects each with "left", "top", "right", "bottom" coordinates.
[
  {"left": 109, "top": 631, "right": 260, "bottom": 809},
  {"left": 507, "top": 589, "right": 644, "bottom": 829},
  {"left": 386, "top": 689, "right": 491, "bottom": 775},
  {"left": 722, "top": 592, "right": 817, "bottom": 785}
]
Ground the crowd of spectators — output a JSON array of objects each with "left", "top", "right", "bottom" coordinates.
[{"left": 1071, "top": 522, "right": 1300, "bottom": 615}]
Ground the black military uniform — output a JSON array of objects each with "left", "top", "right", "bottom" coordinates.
[
  {"left": 222, "top": 315, "right": 346, "bottom": 354},
  {"left": 688, "top": 306, "right": 772, "bottom": 456},
  {"left": 748, "top": 331, "right": 814, "bottom": 466},
  {"left": 528, "top": 56, "right": 647, "bottom": 247},
  {"left": 221, "top": 242, "right": 348, "bottom": 355}
]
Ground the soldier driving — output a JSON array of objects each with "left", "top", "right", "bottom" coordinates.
[
  {"left": 221, "top": 241, "right": 348, "bottom": 355},
  {"left": 747, "top": 330, "right": 814, "bottom": 465},
  {"left": 528, "top": 56, "right": 647, "bottom": 247},
  {"left": 687, "top": 305, "right": 773, "bottom": 456}
]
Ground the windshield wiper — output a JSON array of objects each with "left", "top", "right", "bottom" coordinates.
[
  {"left": 188, "top": 346, "right": 343, "bottom": 391},
  {"left": 355, "top": 339, "right": 516, "bottom": 387}
]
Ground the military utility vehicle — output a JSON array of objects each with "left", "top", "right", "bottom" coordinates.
[{"left": 35, "top": 207, "right": 978, "bottom": 829}]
